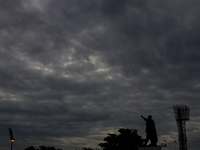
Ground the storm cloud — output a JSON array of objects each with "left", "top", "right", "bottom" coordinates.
[{"left": 0, "top": 0, "right": 200, "bottom": 150}]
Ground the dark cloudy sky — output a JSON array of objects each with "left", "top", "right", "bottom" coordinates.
[{"left": 0, "top": 0, "right": 200, "bottom": 150}]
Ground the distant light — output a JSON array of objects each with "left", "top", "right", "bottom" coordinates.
[{"left": 11, "top": 140, "right": 14, "bottom": 142}]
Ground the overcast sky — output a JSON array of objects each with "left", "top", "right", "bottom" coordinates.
[{"left": 0, "top": 0, "right": 200, "bottom": 150}]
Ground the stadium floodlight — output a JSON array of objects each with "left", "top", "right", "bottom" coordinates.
[
  {"left": 8, "top": 128, "right": 14, "bottom": 140},
  {"left": 8, "top": 128, "right": 15, "bottom": 150},
  {"left": 173, "top": 104, "right": 190, "bottom": 150}
]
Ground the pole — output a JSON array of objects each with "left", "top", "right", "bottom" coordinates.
[{"left": 11, "top": 141, "right": 13, "bottom": 150}]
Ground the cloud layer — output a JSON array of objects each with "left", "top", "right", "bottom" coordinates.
[{"left": 0, "top": 0, "right": 200, "bottom": 150}]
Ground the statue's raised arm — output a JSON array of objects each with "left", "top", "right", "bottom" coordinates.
[{"left": 141, "top": 115, "right": 148, "bottom": 122}]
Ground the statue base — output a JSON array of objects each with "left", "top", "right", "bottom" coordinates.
[{"left": 138, "top": 146, "right": 161, "bottom": 150}]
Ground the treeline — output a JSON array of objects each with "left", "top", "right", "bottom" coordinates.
[
  {"left": 25, "top": 128, "right": 143, "bottom": 150},
  {"left": 24, "top": 146, "right": 62, "bottom": 150}
]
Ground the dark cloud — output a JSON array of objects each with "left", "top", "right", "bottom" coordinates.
[{"left": 0, "top": 0, "right": 199, "bottom": 150}]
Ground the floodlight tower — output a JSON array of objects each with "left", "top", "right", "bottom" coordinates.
[
  {"left": 173, "top": 104, "right": 190, "bottom": 150},
  {"left": 8, "top": 128, "right": 15, "bottom": 150}
]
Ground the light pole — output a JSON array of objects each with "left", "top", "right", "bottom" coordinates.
[
  {"left": 11, "top": 140, "right": 14, "bottom": 150},
  {"left": 8, "top": 128, "right": 15, "bottom": 150}
]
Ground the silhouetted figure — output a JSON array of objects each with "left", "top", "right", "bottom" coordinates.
[{"left": 141, "top": 115, "right": 158, "bottom": 146}]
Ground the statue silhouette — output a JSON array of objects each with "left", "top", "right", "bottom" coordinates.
[{"left": 141, "top": 115, "right": 158, "bottom": 146}]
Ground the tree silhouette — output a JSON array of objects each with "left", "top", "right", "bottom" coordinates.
[
  {"left": 98, "top": 128, "right": 144, "bottom": 150},
  {"left": 82, "top": 148, "right": 98, "bottom": 150},
  {"left": 25, "top": 146, "right": 37, "bottom": 150},
  {"left": 24, "top": 146, "right": 62, "bottom": 150}
]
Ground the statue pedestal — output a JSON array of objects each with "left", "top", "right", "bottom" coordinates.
[{"left": 138, "top": 146, "right": 161, "bottom": 150}]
